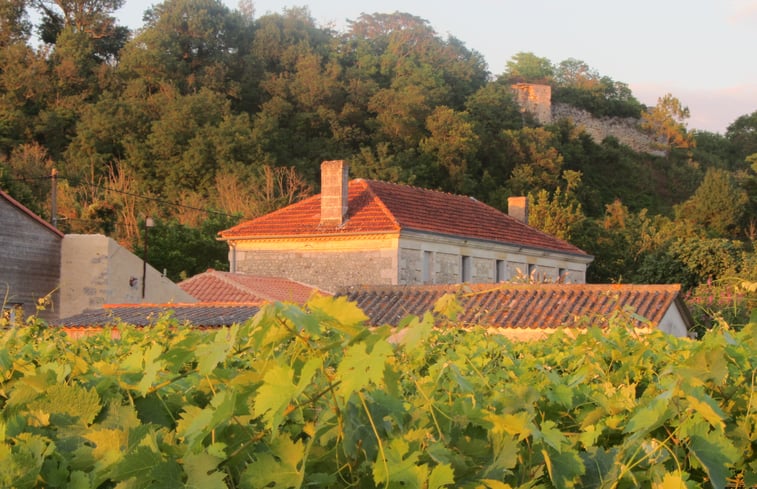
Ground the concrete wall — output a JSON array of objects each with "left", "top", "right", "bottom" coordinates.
[
  {"left": 60, "top": 234, "right": 195, "bottom": 318},
  {"left": 398, "top": 231, "right": 589, "bottom": 285},
  {"left": 231, "top": 235, "right": 399, "bottom": 292},
  {"left": 0, "top": 195, "right": 62, "bottom": 322}
]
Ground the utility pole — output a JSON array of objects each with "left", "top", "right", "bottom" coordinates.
[
  {"left": 142, "top": 217, "right": 154, "bottom": 299},
  {"left": 50, "top": 168, "right": 58, "bottom": 229}
]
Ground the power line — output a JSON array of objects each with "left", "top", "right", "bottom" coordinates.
[{"left": 3, "top": 172, "right": 240, "bottom": 219}]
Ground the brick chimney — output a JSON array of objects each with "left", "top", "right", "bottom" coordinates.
[
  {"left": 320, "top": 160, "right": 349, "bottom": 226},
  {"left": 507, "top": 196, "right": 528, "bottom": 224}
]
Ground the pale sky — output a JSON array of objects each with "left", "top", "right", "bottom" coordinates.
[{"left": 114, "top": 0, "right": 757, "bottom": 133}]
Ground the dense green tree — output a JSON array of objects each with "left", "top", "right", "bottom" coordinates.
[
  {"left": 675, "top": 167, "right": 748, "bottom": 237},
  {"left": 118, "top": 0, "right": 248, "bottom": 96},
  {"left": 502, "top": 51, "right": 553, "bottom": 83},
  {"left": 419, "top": 106, "right": 478, "bottom": 192},
  {"left": 527, "top": 170, "right": 585, "bottom": 241},
  {"left": 726, "top": 110, "right": 757, "bottom": 162},
  {"left": 0, "top": 0, "right": 31, "bottom": 46}
]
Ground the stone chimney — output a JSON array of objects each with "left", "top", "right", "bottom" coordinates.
[
  {"left": 507, "top": 196, "right": 528, "bottom": 224},
  {"left": 320, "top": 160, "right": 349, "bottom": 226}
]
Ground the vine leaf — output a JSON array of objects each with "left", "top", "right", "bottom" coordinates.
[
  {"left": 241, "top": 436, "right": 304, "bottom": 489},
  {"left": 336, "top": 341, "right": 392, "bottom": 398},
  {"left": 542, "top": 447, "right": 585, "bottom": 489},
  {"left": 688, "top": 434, "right": 739, "bottom": 489}
]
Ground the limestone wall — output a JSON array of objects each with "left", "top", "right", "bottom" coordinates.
[
  {"left": 60, "top": 234, "right": 195, "bottom": 318},
  {"left": 552, "top": 103, "right": 664, "bottom": 155}
]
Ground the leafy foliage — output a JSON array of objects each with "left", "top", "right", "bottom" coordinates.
[{"left": 0, "top": 296, "right": 754, "bottom": 487}]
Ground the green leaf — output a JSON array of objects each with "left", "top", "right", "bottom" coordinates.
[
  {"left": 184, "top": 452, "right": 227, "bottom": 489},
  {"left": 428, "top": 463, "right": 455, "bottom": 489},
  {"left": 373, "top": 438, "right": 428, "bottom": 488},
  {"left": 542, "top": 447, "right": 585, "bottom": 489},
  {"left": 539, "top": 419, "right": 568, "bottom": 453},
  {"left": 688, "top": 434, "right": 739, "bottom": 489},
  {"left": 623, "top": 395, "right": 670, "bottom": 435},
  {"left": 196, "top": 325, "right": 237, "bottom": 375},
  {"left": 29, "top": 383, "right": 101, "bottom": 425},
  {"left": 684, "top": 391, "right": 725, "bottom": 430},
  {"left": 253, "top": 364, "right": 298, "bottom": 431},
  {"left": 308, "top": 294, "right": 368, "bottom": 334},
  {"left": 486, "top": 411, "right": 534, "bottom": 441},
  {"left": 241, "top": 436, "right": 304, "bottom": 489},
  {"left": 433, "top": 293, "right": 463, "bottom": 321},
  {"left": 336, "top": 340, "right": 393, "bottom": 398},
  {"left": 651, "top": 471, "right": 688, "bottom": 489}
]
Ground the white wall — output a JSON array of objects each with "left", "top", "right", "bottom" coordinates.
[{"left": 60, "top": 234, "right": 195, "bottom": 318}]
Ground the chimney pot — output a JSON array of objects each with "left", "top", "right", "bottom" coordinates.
[
  {"left": 508, "top": 196, "right": 529, "bottom": 224},
  {"left": 320, "top": 160, "right": 349, "bottom": 226}
]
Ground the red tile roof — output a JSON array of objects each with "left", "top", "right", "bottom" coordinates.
[
  {"left": 179, "top": 270, "right": 323, "bottom": 303},
  {"left": 220, "top": 179, "right": 587, "bottom": 256},
  {"left": 54, "top": 303, "right": 261, "bottom": 328},
  {"left": 339, "top": 283, "right": 691, "bottom": 330}
]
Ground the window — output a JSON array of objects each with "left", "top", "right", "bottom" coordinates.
[
  {"left": 422, "top": 251, "right": 434, "bottom": 284},
  {"left": 461, "top": 255, "right": 471, "bottom": 282},
  {"left": 496, "top": 260, "right": 505, "bottom": 282}
]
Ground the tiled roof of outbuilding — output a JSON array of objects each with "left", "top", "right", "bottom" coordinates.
[
  {"left": 179, "top": 270, "right": 322, "bottom": 304},
  {"left": 338, "top": 283, "right": 690, "bottom": 330},
  {"left": 219, "top": 179, "right": 587, "bottom": 256},
  {"left": 55, "top": 303, "right": 261, "bottom": 328}
]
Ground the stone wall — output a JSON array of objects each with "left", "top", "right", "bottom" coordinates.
[
  {"left": 0, "top": 193, "right": 62, "bottom": 321},
  {"left": 510, "top": 83, "right": 662, "bottom": 155},
  {"left": 60, "top": 234, "right": 195, "bottom": 317},
  {"left": 552, "top": 103, "right": 664, "bottom": 155},
  {"left": 235, "top": 248, "right": 397, "bottom": 291}
]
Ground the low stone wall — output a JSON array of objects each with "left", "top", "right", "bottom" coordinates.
[{"left": 552, "top": 103, "right": 664, "bottom": 155}]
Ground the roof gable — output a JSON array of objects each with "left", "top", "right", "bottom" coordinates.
[
  {"left": 339, "top": 283, "right": 690, "bottom": 330},
  {"left": 0, "top": 188, "right": 63, "bottom": 238},
  {"left": 220, "top": 179, "right": 586, "bottom": 256}
]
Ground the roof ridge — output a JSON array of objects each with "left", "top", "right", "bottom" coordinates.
[{"left": 360, "top": 180, "right": 402, "bottom": 229}]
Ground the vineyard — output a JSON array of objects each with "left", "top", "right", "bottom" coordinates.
[{"left": 0, "top": 295, "right": 755, "bottom": 488}]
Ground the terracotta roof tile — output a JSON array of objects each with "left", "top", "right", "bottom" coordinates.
[
  {"left": 220, "top": 179, "right": 587, "bottom": 256},
  {"left": 54, "top": 302, "right": 261, "bottom": 328},
  {"left": 338, "top": 283, "right": 688, "bottom": 330},
  {"left": 179, "top": 270, "right": 322, "bottom": 303}
]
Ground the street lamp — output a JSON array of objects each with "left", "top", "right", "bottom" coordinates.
[{"left": 142, "top": 217, "right": 154, "bottom": 298}]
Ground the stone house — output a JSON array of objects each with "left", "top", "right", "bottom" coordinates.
[{"left": 219, "top": 161, "right": 593, "bottom": 292}]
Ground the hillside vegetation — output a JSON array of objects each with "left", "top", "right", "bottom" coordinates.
[
  {"left": 0, "top": 297, "right": 755, "bottom": 488},
  {"left": 2, "top": 1, "right": 757, "bottom": 311}
]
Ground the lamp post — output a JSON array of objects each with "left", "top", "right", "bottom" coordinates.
[{"left": 142, "top": 217, "right": 154, "bottom": 299}]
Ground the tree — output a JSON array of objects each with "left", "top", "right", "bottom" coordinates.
[
  {"left": 641, "top": 93, "right": 694, "bottom": 150},
  {"left": 419, "top": 106, "right": 478, "bottom": 192},
  {"left": 675, "top": 167, "right": 749, "bottom": 237},
  {"left": 503, "top": 127, "right": 564, "bottom": 195},
  {"left": 527, "top": 170, "right": 585, "bottom": 241},
  {"left": 726, "top": 110, "right": 757, "bottom": 162},
  {"left": 502, "top": 52, "right": 553, "bottom": 84},
  {"left": 0, "top": 0, "right": 31, "bottom": 46}
]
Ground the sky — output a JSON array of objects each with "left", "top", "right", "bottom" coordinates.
[{"left": 114, "top": 0, "right": 757, "bottom": 133}]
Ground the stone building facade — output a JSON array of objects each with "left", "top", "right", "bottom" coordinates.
[
  {"left": 220, "top": 161, "right": 593, "bottom": 292},
  {"left": 0, "top": 189, "right": 63, "bottom": 322}
]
